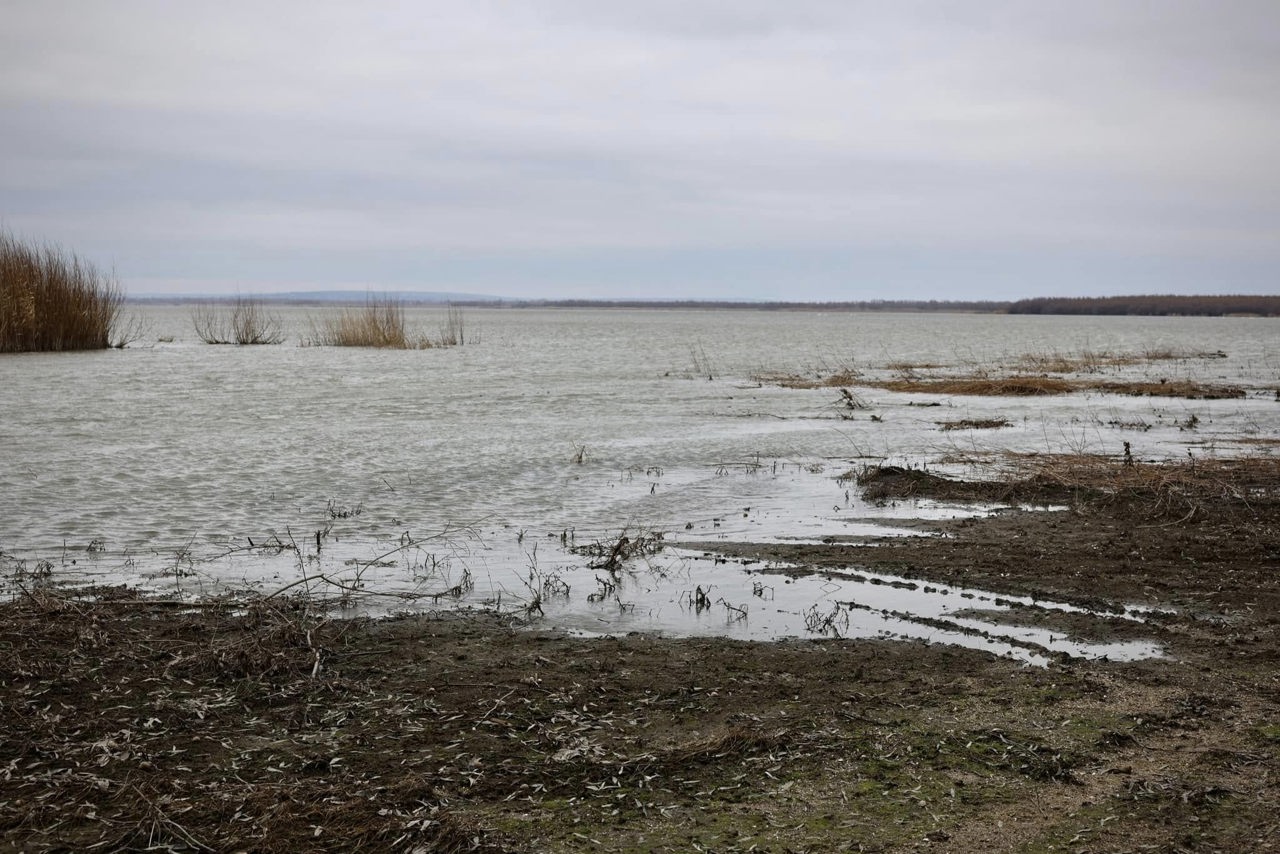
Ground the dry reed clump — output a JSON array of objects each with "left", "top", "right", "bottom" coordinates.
[
  {"left": 306, "top": 298, "right": 470, "bottom": 348},
  {"left": 307, "top": 296, "right": 429, "bottom": 348},
  {"left": 0, "top": 231, "right": 133, "bottom": 352},
  {"left": 190, "top": 296, "right": 284, "bottom": 345}
]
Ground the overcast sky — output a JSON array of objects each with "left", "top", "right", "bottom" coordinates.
[{"left": 3, "top": 1, "right": 1277, "bottom": 300}]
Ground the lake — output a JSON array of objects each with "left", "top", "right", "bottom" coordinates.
[{"left": 2, "top": 305, "right": 1276, "bottom": 661}]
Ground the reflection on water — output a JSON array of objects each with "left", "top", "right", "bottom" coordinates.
[{"left": 2, "top": 306, "right": 1277, "bottom": 662}]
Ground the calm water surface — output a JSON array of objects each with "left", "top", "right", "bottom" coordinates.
[{"left": 2, "top": 306, "right": 1276, "bottom": 662}]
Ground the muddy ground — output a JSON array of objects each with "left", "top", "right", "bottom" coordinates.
[{"left": 1, "top": 461, "right": 1278, "bottom": 852}]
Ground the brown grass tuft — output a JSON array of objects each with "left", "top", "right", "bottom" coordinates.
[{"left": 0, "top": 231, "right": 133, "bottom": 352}]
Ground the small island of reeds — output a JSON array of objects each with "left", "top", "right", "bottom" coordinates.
[{"left": 0, "top": 231, "right": 135, "bottom": 353}]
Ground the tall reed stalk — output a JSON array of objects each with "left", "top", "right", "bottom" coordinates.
[
  {"left": 0, "top": 232, "right": 130, "bottom": 352},
  {"left": 438, "top": 303, "right": 465, "bottom": 346}
]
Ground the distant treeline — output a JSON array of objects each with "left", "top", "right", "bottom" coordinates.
[
  {"left": 466, "top": 299, "right": 1014, "bottom": 313},
  {"left": 129, "top": 294, "right": 1280, "bottom": 316},
  {"left": 1008, "top": 295, "right": 1280, "bottom": 317}
]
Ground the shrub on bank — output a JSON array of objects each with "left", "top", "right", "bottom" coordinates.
[{"left": 0, "top": 231, "right": 130, "bottom": 352}]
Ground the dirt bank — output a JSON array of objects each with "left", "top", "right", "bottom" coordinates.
[{"left": 2, "top": 459, "right": 1277, "bottom": 852}]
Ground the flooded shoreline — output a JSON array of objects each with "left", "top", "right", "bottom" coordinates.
[
  {"left": 5, "top": 307, "right": 1277, "bottom": 664},
  {"left": 4, "top": 458, "right": 1277, "bottom": 852}
]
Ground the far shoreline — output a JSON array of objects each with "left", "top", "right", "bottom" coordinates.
[{"left": 126, "top": 293, "right": 1280, "bottom": 317}]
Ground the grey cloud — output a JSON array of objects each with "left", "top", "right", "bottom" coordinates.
[{"left": 1, "top": 0, "right": 1277, "bottom": 298}]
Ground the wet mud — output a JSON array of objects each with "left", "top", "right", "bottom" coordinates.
[{"left": 2, "top": 463, "right": 1278, "bottom": 852}]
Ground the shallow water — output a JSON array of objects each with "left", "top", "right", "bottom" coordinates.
[{"left": 2, "top": 306, "right": 1277, "bottom": 660}]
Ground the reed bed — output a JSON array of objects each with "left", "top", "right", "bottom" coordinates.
[
  {"left": 0, "top": 231, "right": 130, "bottom": 352},
  {"left": 191, "top": 296, "right": 284, "bottom": 345},
  {"left": 307, "top": 296, "right": 429, "bottom": 348}
]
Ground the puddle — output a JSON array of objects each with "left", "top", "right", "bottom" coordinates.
[
  {"left": 529, "top": 549, "right": 1165, "bottom": 666},
  {"left": 1, "top": 463, "right": 1166, "bottom": 666}
]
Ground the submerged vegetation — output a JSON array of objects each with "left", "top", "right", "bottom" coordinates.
[
  {"left": 0, "top": 231, "right": 136, "bottom": 352},
  {"left": 191, "top": 296, "right": 284, "bottom": 344}
]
